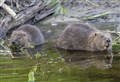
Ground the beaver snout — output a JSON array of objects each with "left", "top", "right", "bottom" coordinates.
[
  {"left": 106, "top": 39, "right": 111, "bottom": 43},
  {"left": 12, "top": 41, "right": 16, "bottom": 45},
  {"left": 105, "top": 39, "right": 111, "bottom": 48},
  {"left": 106, "top": 45, "right": 109, "bottom": 48}
]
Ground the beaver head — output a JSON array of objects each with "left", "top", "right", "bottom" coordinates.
[
  {"left": 88, "top": 31, "right": 112, "bottom": 51},
  {"left": 9, "top": 31, "right": 31, "bottom": 48}
]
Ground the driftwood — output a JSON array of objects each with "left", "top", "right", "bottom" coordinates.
[
  {"left": 83, "top": 11, "right": 111, "bottom": 20},
  {"left": 0, "top": 0, "right": 16, "bottom": 18},
  {"left": 0, "top": 0, "right": 72, "bottom": 39},
  {"left": 0, "top": 0, "right": 60, "bottom": 39}
]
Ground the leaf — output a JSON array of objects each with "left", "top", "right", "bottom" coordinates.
[
  {"left": 46, "top": 0, "right": 52, "bottom": 5},
  {"left": 28, "top": 71, "right": 35, "bottom": 82},
  {"left": 28, "top": 64, "right": 38, "bottom": 82},
  {"left": 33, "top": 65, "right": 38, "bottom": 72},
  {"left": 60, "top": 5, "right": 67, "bottom": 15},
  {"left": 54, "top": 5, "right": 61, "bottom": 15},
  {"left": 35, "top": 52, "right": 41, "bottom": 59},
  {"left": 50, "top": 0, "right": 58, "bottom": 6},
  {"left": 54, "top": 4, "right": 67, "bottom": 15}
]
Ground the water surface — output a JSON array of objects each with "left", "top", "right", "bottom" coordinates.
[{"left": 0, "top": 22, "right": 120, "bottom": 82}]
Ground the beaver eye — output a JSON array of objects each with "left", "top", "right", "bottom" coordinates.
[
  {"left": 100, "top": 35, "right": 103, "bottom": 37},
  {"left": 17, "top": 37, "right": 20, "bottom": 39},
  {"left": 95, "top": 33, "right": 97, "bottom": 36},
  {"left": 22, "top": 33, "right": 26, "bottom": 36}
]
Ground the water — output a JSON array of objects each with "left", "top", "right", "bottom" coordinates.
[{"left": 0, "top": 22, "right": 120, "bottom": 82}]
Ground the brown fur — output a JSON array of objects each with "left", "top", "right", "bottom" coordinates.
[
  {"left": 9, "top": 24, "right": 45, "bottom": 48},
  {"left": 56, "top": 23, "right": 112, "bottom": 51}
]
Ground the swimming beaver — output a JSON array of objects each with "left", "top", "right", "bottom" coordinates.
[
  {"left": 56, "top": 23, "right": 112, "bottom": 51},
  {"left": 9, "top": 24, "right": 45, "bottom": 48}
]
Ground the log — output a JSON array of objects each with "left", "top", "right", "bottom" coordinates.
[
  {"left": 0, "top": 0, "right": 71, "bottom": 39},
  {"left": 0, "top": 0, "right": 56, "bottom": 39}
]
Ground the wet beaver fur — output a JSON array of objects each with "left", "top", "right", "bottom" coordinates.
[{"left": 56, "top": 23, "right": 112, "bottom": 51}]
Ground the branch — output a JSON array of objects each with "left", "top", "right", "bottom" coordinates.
[
  {"left": 0, "top": 0, "right": 72, "bottom": 39},
  {"left": 83, "top": 11, "right": 111, "bottom": 20},
  {"left": 0, "top": 0, "right": 16, "bottom": 18}
]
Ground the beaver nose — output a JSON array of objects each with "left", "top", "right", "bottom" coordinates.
[
  {"left": 106, "top": 39, "right": 110, "bottom": 43},
  {"left": 12, "top": 41, "right": 16, "bottom": 44}
]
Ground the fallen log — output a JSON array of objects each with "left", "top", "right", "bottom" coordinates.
[
  {"left": 0, "top": 0, "right": 71, "bottom": 39},
  {"left": 0, "top": 0, "right": 56, "bottom": 39}
]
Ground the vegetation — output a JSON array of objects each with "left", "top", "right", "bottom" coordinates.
[
  {"left": 47, "top": 0, "right": 67, "bottom": 15},
  {"left": 113, "top": 36, "right": 120, "bottom": 53},
  {"left": 0, "top": 0, "right": 120, "bottom": 82}
]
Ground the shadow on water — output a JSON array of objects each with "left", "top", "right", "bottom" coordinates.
[{"left": 57, "top": 49, "right": 113, "bottom": 69}]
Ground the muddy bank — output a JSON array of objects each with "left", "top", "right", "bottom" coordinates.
[{"left": 42, "top": 0, "right": 120, "bottom": 33}]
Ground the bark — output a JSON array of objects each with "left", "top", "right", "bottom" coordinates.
[
  {"left": 0, "top": 0, "right": 56, "bottom": 39},
  {"left": 0, "top": 0, "right": 71, "bottom": 39}
]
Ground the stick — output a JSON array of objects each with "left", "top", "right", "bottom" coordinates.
[
  {"left": 0, "top": 0, "right": 16, "bottom": 18},
  {"left": 83, "top": 11, "right": 111, "bottom": 20}
]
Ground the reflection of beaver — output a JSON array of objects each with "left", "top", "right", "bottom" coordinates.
[
  {"left": 57, "top": 49, "right": 113, "bottom": 69},
  {"left": 9, "top": 24, "right": 45, "bottom": 48},
  {"left": 56, "top": 23, "right": 112, "bottom": 51}
]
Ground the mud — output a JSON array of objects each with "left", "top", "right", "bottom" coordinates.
[{"left": 44, "top": 0, "right": 120, "bottom": 31}]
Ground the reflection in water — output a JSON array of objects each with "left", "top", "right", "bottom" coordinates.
[
  {"left": 10, "top": 44, "right": 45, "bottom": 58},
  {"left": 57, "top": 49, "right": 113, "bottom": 69}
]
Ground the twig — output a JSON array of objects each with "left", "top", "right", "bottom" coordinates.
[
  {"left": 0, "top": 0, "right": 17, "bottom": 18},
  {"left": 0, "top": 39, "right": 15, "bottom": 58},
  {"left": 107, "top": 31, "right": 120, "bottom": 43},
  {"left": 83, "top": 11, "right": 111, "bottom": 20},
  {"left": 21, "top": 49, "right": 32, "bottom": 59},
  {"left": 85, "top": 0, "right": 99, "bottom": 7}
]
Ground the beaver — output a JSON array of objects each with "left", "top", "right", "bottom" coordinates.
[
  {"left": 9, "top": 24, "right": 45, "bottom": 48},
  {"left": 56, "top": 23, "right": 112, "bottom": 52}
]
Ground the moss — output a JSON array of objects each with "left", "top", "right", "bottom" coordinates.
[{"left": 112, "top": 44, "right": 120, "bottom": 53}]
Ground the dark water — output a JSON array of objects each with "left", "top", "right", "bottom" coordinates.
[
  {"left": 0, "top": 45, "right": 120, "bottom": 82},
  {"left": 0, "top": 22, "right": 120, "bottom": 82}
]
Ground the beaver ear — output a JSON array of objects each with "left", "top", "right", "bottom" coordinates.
[
  {"left": 22, "top": 33, "right": 26, "bottom": 36},
  {"left": 94, "top": 32, "right": 101, "bottom": 36},
  {"left": 23, "top": 32, "right": 28, "bottom": 36},
  {"left": 12, "top": 31, "right": 17, "bottom": 34}
]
